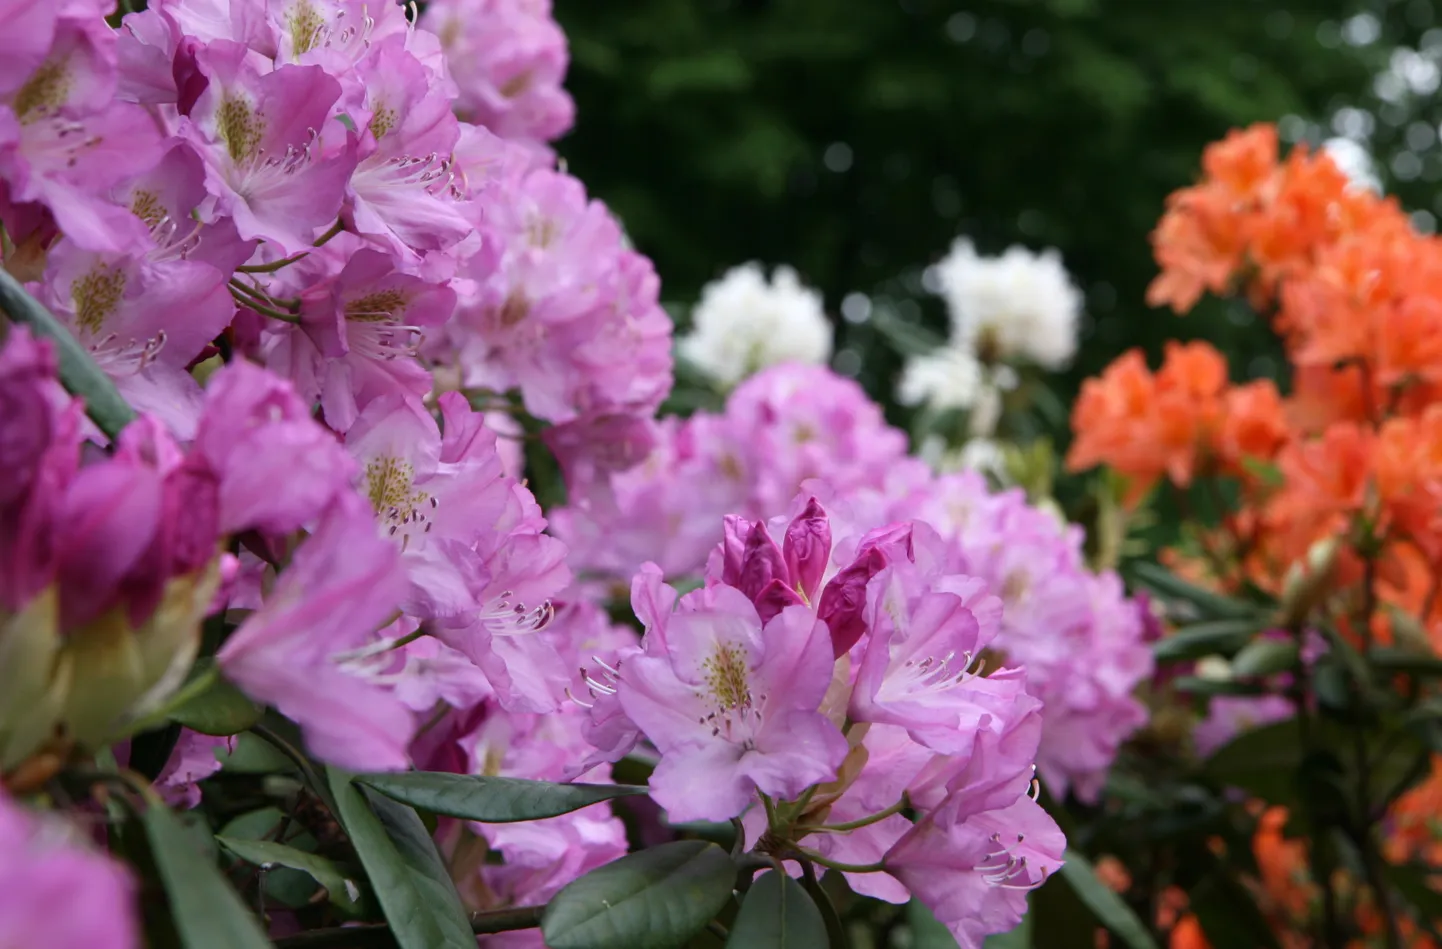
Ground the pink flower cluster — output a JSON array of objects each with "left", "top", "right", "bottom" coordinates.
[
  {"left": 554, "top": 361, "right": 1153, "bottom": 804},
  {"left": 866, "top": 470, "right": 1156, "bottom": 802},
  {"left": 575, "top": 496, "right": 1067, "bottom": 948},
  {"left": 553, "top": 363, "right": 909, "bottom": 579},
  {"left": 3, "top": 0, "right": 668, "bottom": 441}
]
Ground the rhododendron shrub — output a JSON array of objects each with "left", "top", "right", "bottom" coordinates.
[
  {"left": 1064, "top": 124, "right": 1442, "bottom": 948},
  {"left": 0, "top": 2, "right": 1098, "bottom": 948}
]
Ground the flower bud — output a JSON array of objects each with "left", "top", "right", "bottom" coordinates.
[{"left": 1277, "top": 537, "right": 1341, "bottom": 628}]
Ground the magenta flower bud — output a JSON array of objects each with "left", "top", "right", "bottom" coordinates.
[
  {"left": 783, "top": 497, "right": 832, "bottom": 603},
  {"left": 817, "top": 546, "right": 888, "bottom": 658}
]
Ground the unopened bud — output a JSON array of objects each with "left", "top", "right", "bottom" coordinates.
[{"left": 1277, "top": 537, "right": 1341, "bottom": 628}]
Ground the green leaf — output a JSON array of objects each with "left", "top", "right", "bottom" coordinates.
[
  {"left": 1369, "top": 647, "right": 1442, "bottom": 677},
  {"left": 1153, "top": 619, "right": 1263, "bottom": 663},
  {"left": 358, "top": 771, "right": 647, "bottom": 823},
  {"left": 725, "top": 870, "right": 826, "bottom": 948},
  {"left": 1229, "top": 639, "right": 1299, "bottom": 678},
  {"left": 1187, "top": 872, "right": 1281, "bottom": 949},
  {"left": 1058, "top": 850, "right": 1159, "bottom": 949},
  {"left": 0, "top": 267, "right": 136, "bottom": 439},
  {"left": 1129, "top": 562, "right": 1263, "bottom": 621},
  {"left": 165, "top": 662, "right": 262, "bottom": 736},
  {"left": 1171, "top": 676, "right": 1271, "bottom": 697},
  {"left": 541, "top": 840, "right": 736, "bottom": 949},
  {"left": 906, "top": 904, "right": 966, "bottom": 948},
  {"left": 327, "top": 768, "right": 475, "bottom": 949},
  {"left": 142, "top": 801, "right": 273, "bottom": 949},
  {"left": 1385, "top": 862, "right": 1442, "bottom": 920},
  {"left": 217, "top": 837, "right": 364, "bottom": 915},
  {"left": 216, "top": 733, "right": 297, "bottom": 774},
  {"left": 1204, "top": 719, "right": 1304, "bottom": 805}
]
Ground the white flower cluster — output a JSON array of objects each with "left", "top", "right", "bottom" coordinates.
[
  {"left": 678, "top": 263, "right": 834, "bottom": 388},
  {"left": 896, "top": 238, "right": 1082, "bottom": 448},
  {"left": 932, "top": 238, "right": 1082, "bottom": 369}
]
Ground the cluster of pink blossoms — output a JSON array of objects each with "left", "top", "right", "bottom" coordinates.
[
  {"left": 568, "top": 496, "right": 1067, "bottom": 947},
  {"left": 555, "top": 361, "right": 1155, "bottom": 804},
  {"left": 0, "top": 1, "right": 1155, "bottom": 946}
]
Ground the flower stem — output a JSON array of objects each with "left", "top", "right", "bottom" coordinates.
[
  {"left": 236, "top": 251, "right": 311, "bottom": 274},
  {"left": 796, "top": 795, "right": 908, "bottom": 835},
  {"left": 229, "top": 286, "right": 301, "bottom": 324},
  {"left": 313, "top": 219, "right": 345, "bottom": 247},
  {"left": 793, "top": 847, "right": 885, "bottom": 874}
]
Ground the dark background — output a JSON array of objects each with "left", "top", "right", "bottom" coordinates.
[{"left": 554, "top": 0, "right": 1438, "bottom": 417}]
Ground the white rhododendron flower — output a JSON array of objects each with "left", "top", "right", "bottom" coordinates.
[
  {"left": 897, "top": 343, "right": 986, "bottom": 412},
  {"left": 930, "top": 238, "right": 1083, "bottom": 369},
  {"left": 678, "top": 263, "right": 833, "bottom": 387}
]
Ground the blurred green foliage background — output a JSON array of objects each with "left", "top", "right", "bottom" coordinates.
[{"left": 554, "top": 0, "right": 1434, "bottom": 413}]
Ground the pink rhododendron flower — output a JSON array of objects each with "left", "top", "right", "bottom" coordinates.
[
  {"left": 619, "top": 577, "right": 847, "bottom": 822},
  {"left": 0, "top": 9, "right": 164, "bottom": 253},
  {"left": 193, "top": 360, "right": 358, "bottom": 537},
  {"left": 886, "top": 795, "right": 1065, "bottom": 949},
  {"left": 179, "top": 41, "right": 355, "bottom": 253},
  {"left": 218, "top": 498, "right": 413, "bottom": 771},
  {"left": 885, "top": 471, "right": 1154, "bottom": 802},
  {"left": 263, "top": 237, "right": 456, "bottom": 431},
  {"left": 0, "top": 788, "right": 139, "bottom": 949},
  {"left": 444, "top": 165, "right": 673, "bottom": 423},
  {"left": 155, "top": 729, "right": 231, "bottom": 808},
  {"left": 421, "top": 0, "right": 574, "bottom": 152},
  {"left": 555, "top": 365, "right": 910, "bottom": 582}
]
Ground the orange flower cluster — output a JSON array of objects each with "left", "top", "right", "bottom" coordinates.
[{"left": 1067, "top": 123, "right": 1442, "bottom": 636}]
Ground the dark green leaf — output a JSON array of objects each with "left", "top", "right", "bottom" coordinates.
[
  {"left": 1129, "top": 562, "right": 1263, "bottom": 621},
  {"left": 725, "top": 870, "right": 826, "bottom": 948},
  {"left": 142, "top": 802, "right": 273, "bottom": 949},
  {"left": 1172, "top": 676, "right": 1270, "bottom": 697},
  {"left": 1188, "top": 873, "right": 1281, "bottom": 949},
  {"left": 1204, "top": 719, "right": 1304, "bottom": 805},
  {"left": 542, "top": 840, "right": 735, "bottom": 949},
  {"left": 1058, "top": 850, "right": 1158, "bottom": 949},
  {"left": 1369, "top": 647, "right": 1442, "bottom": 677},
  {"left": 217, "top": 837, "right": 364, "bottom": 915},
  {"left": 216, "top": 733, "right": 297, "bottom": 774},
  {"left": 169, "top": 672, "right": 263, "bottom": 736},
  {"left": 1386, "top": 862, "right": 1442, "bottom": 920},
  {"left": 327, "top": 768, "right": 475, "bottom": 949},
  {"left": 1153, "top": 619, "right": 1263, "bottom": 663},
  {"left": 358, "top": 771, "right": 647, "bottom": 823},
  {"left": 1230, "top": 639, "right": 1299, "bottom": 678},
  {"left": 0, "top": 268, "right": 136, "bottom": 438}
]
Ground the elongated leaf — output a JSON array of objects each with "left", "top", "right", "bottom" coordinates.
[
  {"left": 167, "top": 664, "right": 263, "bottom": 736},
  {"left": 1229, "top": 639, "right": 1299, "bottom": 678},
  {"left": 0, "top": 268, "right": 135, "bottom": 438},
  {"left": 217, "top": 837, "right": 364, "bottom": 914},
  {"left": 1153, "top": 619, "right": 1263, "bottom": 663},
  {"left": 358, "top": 771, "right": 647, "bottom": 823},
  {"left": 542, "top": 840, "right": 735, "bottom": 949},
  {"left": 1204, "top": 719, "right": 1304, "bottom": 805},
  {"left": 726, "top": 870, "right": 826, "bottom": 948},
  {"left": 1058, "top": 850, "right": 1158, "bottom": 949},
  {"left": 1129, "top": 562, "right": 1262, "bottom": 621},
  {"left": 1369, "top": 647, "right": 1442, "bottom": 677},
  {"left": 1171, "top": 676, "right": 1270, "bottom": 697},
  {"left": 143, "top": 802, "right": 273, "bottom": 949},
  {"left": 327, "top": 768, "right": 475, "bottom": 949}
]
